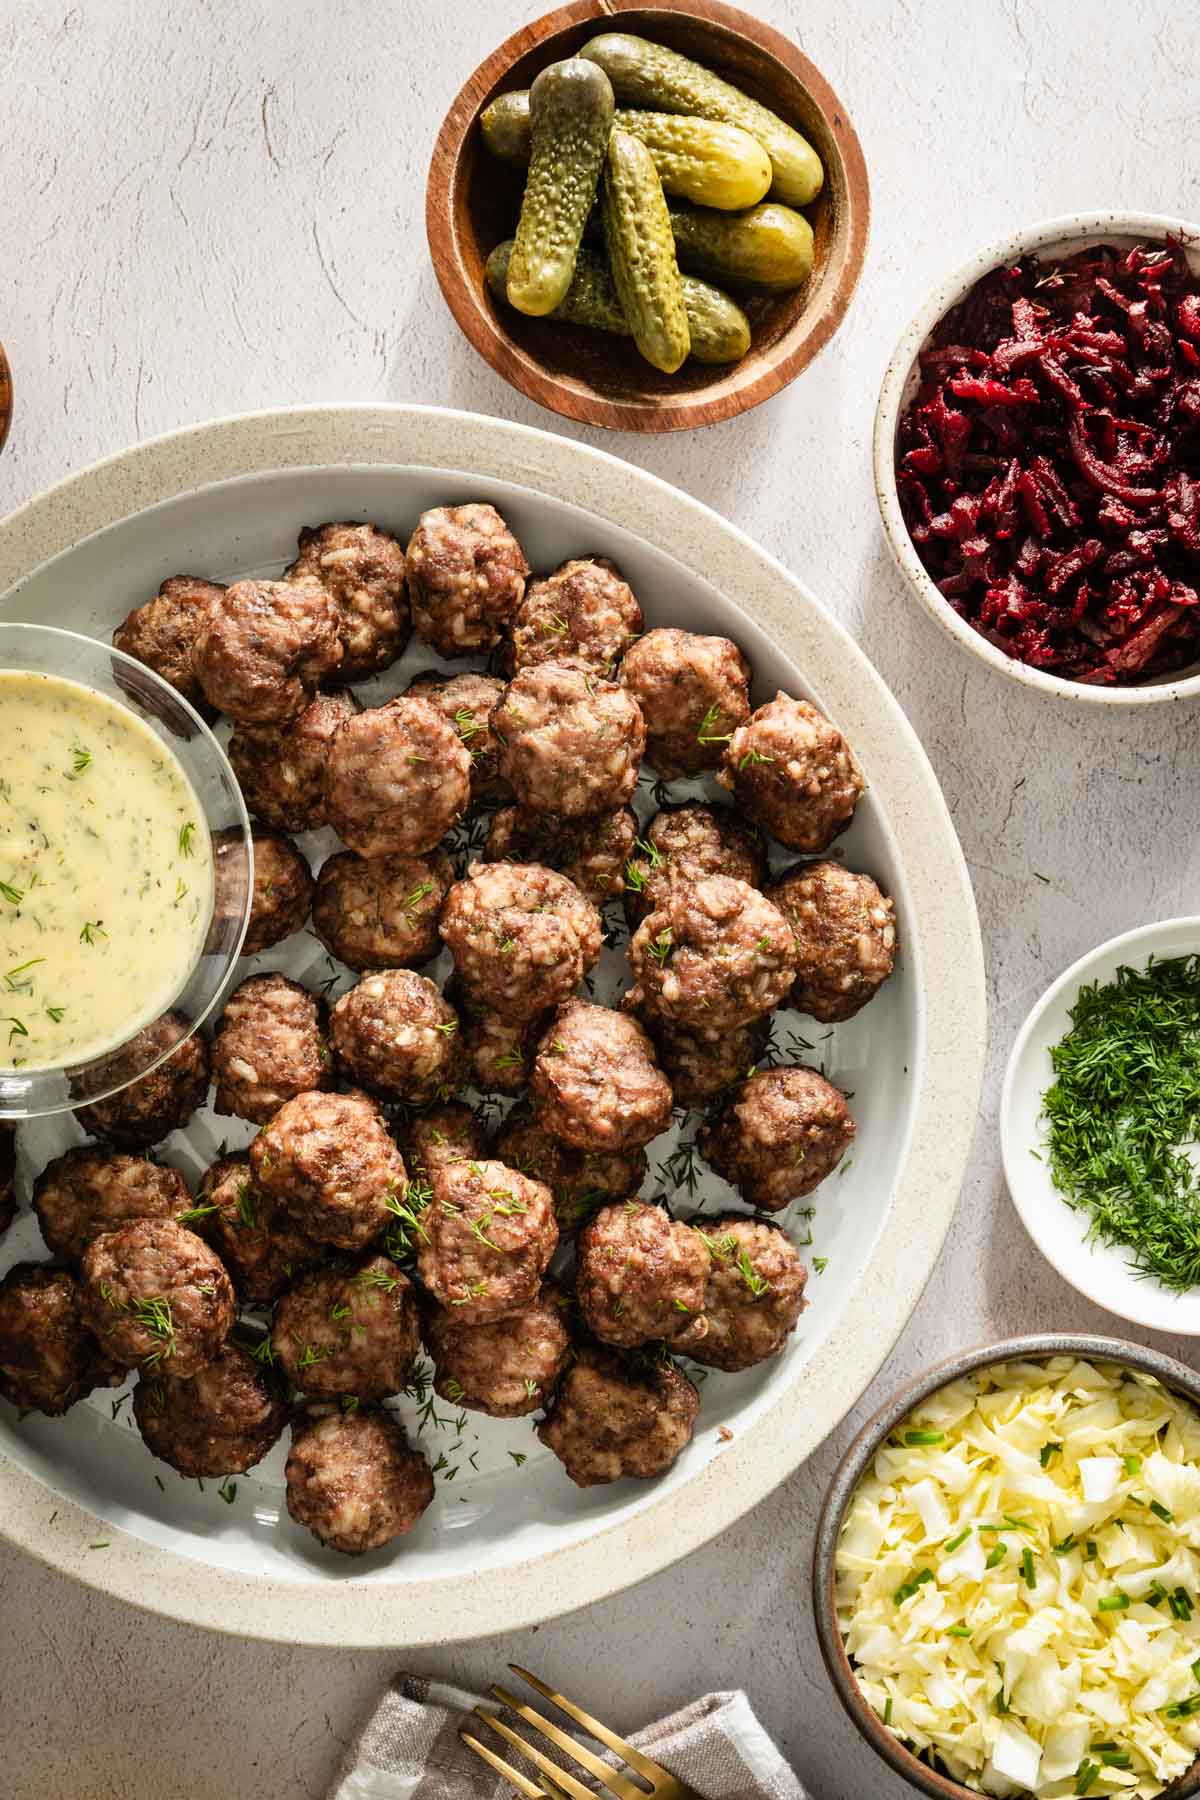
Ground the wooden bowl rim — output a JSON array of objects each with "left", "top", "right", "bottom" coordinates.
[
  {"left": 426, "top": 0, "right": 870, "bottom": 432},
  {"left": 0, "top": 344, "right": 12, "bottom": 456}
]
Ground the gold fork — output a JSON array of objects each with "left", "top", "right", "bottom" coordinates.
[{"left": 462, "top": 1663, "right": 701, "bottom": 1800}]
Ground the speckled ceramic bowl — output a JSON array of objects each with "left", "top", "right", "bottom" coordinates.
[
  {"left": 813, "top": 1333, "right": 1200, "bottom": 1800},
  {"left": 873, "top": 211, "right": 1200, "bottom": 708}
]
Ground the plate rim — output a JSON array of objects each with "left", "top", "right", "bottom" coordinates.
[{"left": 0, "top": 402, "right": 986, "bottom": 1646}]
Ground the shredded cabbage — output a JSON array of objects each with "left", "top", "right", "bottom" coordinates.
[{"left": 835, "top": 1358, "right": 1200, "bottom": 1797}]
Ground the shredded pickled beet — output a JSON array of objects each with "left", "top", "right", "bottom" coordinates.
[{"left": 896, "top": 241, "right": 1200, "bottom": 683}]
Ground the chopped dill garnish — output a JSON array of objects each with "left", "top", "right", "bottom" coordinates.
[
  {"left": 79, "top": 920, "right": 107, "bottom": 944},
  {"left": 178, "top": 820, "right": 196, "bottom": 857},
  {"left": 696, "top": 704, "right": 731, "bottom": 745},
  {"left": 217, "top": 1477, "right": 237, "bottom": 1504},
  {"left": 0, "top": 880, "right": 25, "bottom": 905}
]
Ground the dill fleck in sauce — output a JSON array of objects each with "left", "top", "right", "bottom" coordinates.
[{"left": 0, "top": 671, "right": 213, "bottom": 1071}]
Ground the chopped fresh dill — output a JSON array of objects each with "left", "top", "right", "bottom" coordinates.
[{"left": 178, "top": 820, "right": 196, "bottom": 857}]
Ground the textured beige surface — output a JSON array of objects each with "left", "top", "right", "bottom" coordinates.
[{"left": 2, "top": 0, "right": 1199, "bottom": 1796}]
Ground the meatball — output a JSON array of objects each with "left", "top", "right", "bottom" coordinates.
[
  {"left": 537, "top": 1345, "right": 699, "bottom": 1487},
  {"left": 577, "top": 1202, "right": 709, "bottom": 1348},
  {"left": 194, "top": 1153, "right": 325, "bottom": 1305},
  {"left": 272, "top": 1256, "right": 421, "bottom": 1400},
  {"left": 531, "top": 1002, "right": 673, "bottom": 1154},
  {"left": 427, "top": 1286, "right": 569, "bottom": 1417},
  {"left": 718, "top": 693, "right": 864, "bottom": 853},
  {"left": 312, "top": 848, "right": 452, "bottom": 973},
  {"left": 284, "top": 521, "right": 409, "bottom": 679},
  {"left": 79, "top": 1218, "right": 235, "bottom": 1377},
  {"left": 228, "top": 690, "right": 357, "bottom": 834},
  {"left": 646, "top": 1016, "right": 769, "bottom": 1109},
  {"left": 493, "top": 663, "right": 644, "bottom": 819},
  {"left": 250, "top": 1089, "right": 406, "bottom": 1251},
  {"left": 484, "top": 805, "right": 637, "bottom": 904},
  {"left": 405, "top": 670, "right": 509, "bottom": 807},
  {"left": 405, "top": 502, "right": 528, "bottom": 657},
  {"left": 508, "top": 557, "right": 642, "bottom": 676},
  {"left": 439, "top": 862, "right": 601, "bottom": 1023},
  {"left": 417, "top": 1158, "right": 557, "bottom": 1324},
  {"left": 620, "top": 628, "right": 751, "bottom": 780},
  {"left": 330, "top": 970, "right": 462, "bottom": 1104},
  {"left": 700, "top": 1066, "right": 855, "bottom": 1209},
  {"left": 624, "top": 803, "right": 764, "bottom": 930},
  {"left": 286, "top": 1404, "right": 434, "bottom": 1555},
  {"left": 681, "top": 1215, "right": 807, "bottom": 1370},
  {"left": 404, "top": 1102, "right": 486, "bottom": 1178},
  {"left": 494, "top": 1103, "right": 646, "bottom": 1233},
  {"left": 452, "top": 987, "right": 548, "bottom": 1095},
  {"left": 243, "top": 826, "right": 314, "bottom": 954},
  {"left": 112, "top": 575, "right": 225, "bottom": 715},
  {"left": 75, "top": 1017, "right": 210, "bottom": 1149},
  {"left": 767, "top": 860, "right": 897, "bottom": 1023},
  {"left": 33, "top": 1147, "right": 191, "bottom": 1263},
  {"left": 212, "top": 973, "right": 329, "bottom": 1125},
  {"left": 0, "top": 1124, "right": 14, "bottom": 1238},
  {"left": 627, "top": 875, "right": 795, "bottom": 1040},
  {"left": 325, "top": 696, "right": 470, "bottom": 859},
  {"left": 0, "top": 1264, "right": 121, "bottom": 1414},
  {"left": 133, "top": 1340, "right": 286, "bottom": 1476},
  {"left": 192, "top": 578, "right": 342, "bottom": 724}
]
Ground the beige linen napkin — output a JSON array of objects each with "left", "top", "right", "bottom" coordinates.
[{"left": 329, "top": 1674, "right": 809, "bottom": 1800}]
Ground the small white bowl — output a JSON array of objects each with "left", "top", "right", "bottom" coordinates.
[
  {"left": 874, "top": 210, "right": 1200, "bottom": 708},
  {"left": 1001, "top": 916, "right": 1200, "bottom": 1332}
]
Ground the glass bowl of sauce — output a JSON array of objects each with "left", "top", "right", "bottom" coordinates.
[{"left": 0, "top": 622, "right": 251, "bottom": 1120}]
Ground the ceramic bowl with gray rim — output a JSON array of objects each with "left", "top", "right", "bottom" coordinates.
[
  {"left": 812, "top": 1332, "right": 1200, "bottom": 1800},
  {"left": 873, "top": 211, "right": 1200, "bottom": 709}
]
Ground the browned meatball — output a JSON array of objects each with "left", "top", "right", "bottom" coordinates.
[
  {"left": 700, "top": 1066, "right": 854, "bottom": 1209},
  {"left": 286, "top": 1404, "right": 434, "bottom": 1555},
  {"left": 508, "top": 558, "right": 642, "bottom": 675},
  {"left": 133, "top": 1340, "right": 286, "bottom": 1476},
  {"left": 767, "top": 860, "right": 897, "bottom": 1023},
  {"left": 33, "top": 1147, "right": 191, "bottom": 1263},
  {"left": 194, "top": 1153, "right": 326, "bottom": 1305},
  {"left": 682, "top": 1215, "right": 807, "bottom": 1371},
  {"left": 427, "top": 1285, "right": 569, "bottom": 1417},
  {"left": 439, "top": 862, "right": 601, "bottom": 1023},
  {"left": 718, "top": 694, "right": 864, "bottom": 853},
  {"left": 192, "top": 578, "right": 342, "bottom": 724},
  {"left": 228, "top": 690, "right": 357, "bottom": 834},
  {"left": 244, "top": 826, "right": 314, "bottom": 954},
  {"left": 272, "top": 1256, "right": 421, "bottom": 1400},
  {"left": 250, "top": 1090, "right": 406, "bottom": 1250},
  {"left": 537, "top": 1345, "right": 699, "bottom": 1487},
  {"left": 620, "top": 628, "right": 751, "bottom": 780},
  {"left": 624, "top": 803, "right": 764, "bottom": 930},
  {"left": 627, "top": 875, "right": 795, "bottom": 1040},
  {"left": 112, "top": 575, "right": 225, "bottom": 715},
  {"left": 74, "top": 1017, "right": 210, "bottom": 1149},
  {"left": 80, "top": 1218, "right": 235, "bottom": 1377},
  {"left": 494, "top": 1103, "right": 647, "bottom": 1233},
  {"left": 531, "top": 1002, "right": 672, "bottom": 1153},
  {"left": 417, "top": 1159, "right": 557, "bottom": 1324},
  {"left": 646, "top": 1016, "right": 769, "bottom": 1109},
  {"left": 484, "top": 805, "right": 637, "bottom": 904},
  {"left": 451, "top": 987, "right": 548, "bottom": 1095},
  {"left": 0, "top": 1264, "right": 122, "bottom": 1414},
  {"left": 0, "top": 1124, "right": 14, "bottom": 1238},
  {"left": 577, "top": 1202, "right": 708, "bottom": 1348},
  {"left": 212, "top": 973, "right": 329, "bottom": 1124},
  {"left": 404, "top": 1102, "right": 486, "bottom": 1179},
  {"left": 405, "top": 670, "right": 509, "bottom": 807},
  {"left": 284, "top": 521, "right": 409, "bottom": 679},
  {"left": 405, "top": 503, "right": 529, "bottom": 657},
  {"left": 312, "top": 848, "right": 452, "bottom": 973},
  {"left": 330, "top": 970, "right": 462, "bottom": 1104},
  {"left": 493, "top": 663, "right": 644, "bottom": 819},
  {"left": 325, "top": 696, "right": 470, "bottom": 859}
]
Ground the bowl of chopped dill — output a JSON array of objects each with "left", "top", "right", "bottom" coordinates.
[{"left": 1002, "top": 918, "right": 1200, "bottom": 1333}]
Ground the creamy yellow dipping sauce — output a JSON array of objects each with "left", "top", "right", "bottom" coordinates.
[{"left": 0, "top": 671, "right": 213, "bottom": 1071}]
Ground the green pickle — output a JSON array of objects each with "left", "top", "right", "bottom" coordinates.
[{"left": 506, "top": 58, "right": 614, "bottom": 317}]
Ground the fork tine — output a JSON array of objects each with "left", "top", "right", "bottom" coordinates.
[
  {"left": 473, "top": 1707, "right": 598, "bottom": 1800},
  {"left": 491, "top": 1684, "right": 646, "bottom": 1800},
  {"left": 510, "top": 1665, "right": 664, "bottom": 1785},
  {"left": 460, "top": 1727, "right": 550, "bottom": 1798}
]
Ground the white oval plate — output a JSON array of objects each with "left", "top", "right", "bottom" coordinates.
[
  {"left": 1002, "top": 916, "right": 1200, "bottom": 1333},
  {"left": 0, "top": 405, "right": 985, "bottom": 1646}
]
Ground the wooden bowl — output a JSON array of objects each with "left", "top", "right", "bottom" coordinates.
[
  {"left": 426, "top": 0, "right": 870, "bottom": 432},
  {"left": 0, "top": 344, "right": 11, "bottom": 455}
]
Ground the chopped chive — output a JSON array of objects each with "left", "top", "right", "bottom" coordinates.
[
  {"left": 946, "top": 1625, "right": 972, "bottom": 1639},
  {"left": 1124, "top": 1453, "right": 1142, "bottom": 1476},
  {"left": 1075, "top": 1762, "right": 1099, "bottom": 1796},
  {"left": 1053, "top": 1533, "right": 1077, "bottom": 1555},
  {"left": 985, "top": 1544, "right": 1007, "bottom": 1569},
  {"left": 1039, "top": 1441, "right": 1061, "bottom": 1467},
  {"left": 1085, "top": 1540, "right": 1098, "bottom": 1560},
  {"left": 893, "top": 1567, "right": 934, "bottom": 1606},
  {"left": 943, "top": 1527, "right": 972, "bottom": 1553},
  {"left": 904, "top": 1429, "right": 944, "bottom": 1446},
  {"left": 1021, "top": 1547, "right": 1036, "bottom": 1588},
  {"left": 1098, "top": 1591, "right": 1130, "bottom": 1612},
  {"left": 883, "top": 1698, "right": 893, "bottom": 1726},
  {"left": 1150, "top": 1499, "right": 1173, "bottom": 1522}
]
